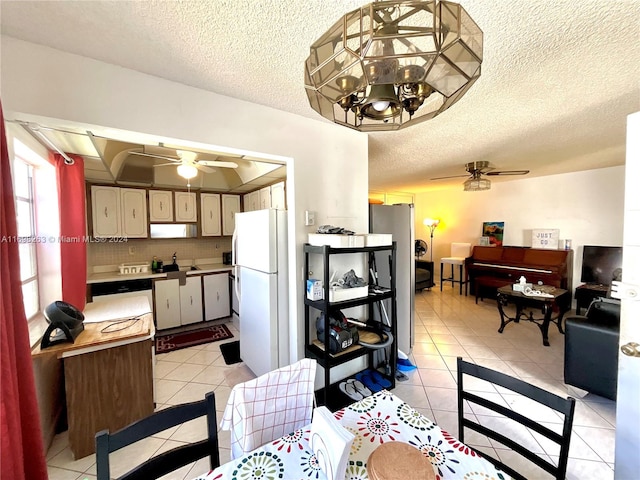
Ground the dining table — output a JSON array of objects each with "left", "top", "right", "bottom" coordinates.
[{"left": 194, "top": 390, "right": 509, "bottom": 480}]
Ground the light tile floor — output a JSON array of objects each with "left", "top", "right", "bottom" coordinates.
[{"left": 46, "top": 287, "right": 616, "bottom": 480}]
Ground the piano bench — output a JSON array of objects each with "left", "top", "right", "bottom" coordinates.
[{"left": 474, "top": 276, "right": 512, "bottom": 304}]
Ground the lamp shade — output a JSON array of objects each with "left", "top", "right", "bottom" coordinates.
[{"left": 304, "top": 0, "right": 483, "bottom": 131}]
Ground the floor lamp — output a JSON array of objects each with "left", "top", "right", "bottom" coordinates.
[{"left": 423, "top": 218, "right": 440, "bottom": 262}]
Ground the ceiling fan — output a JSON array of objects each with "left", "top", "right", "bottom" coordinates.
[
  {"left": 430, "top": 161, "right": 530, "bottom": 191},
  {"left": 130, "top": 146, "right": 239, "bottom": 178}
]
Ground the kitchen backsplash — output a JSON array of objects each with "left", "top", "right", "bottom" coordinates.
[{"left": 87, "top": 237, "right": 232, "bottom": 271}]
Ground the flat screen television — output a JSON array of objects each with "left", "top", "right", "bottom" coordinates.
[{"left": 580, "top": 245, "right": 623, "bottom": 285}]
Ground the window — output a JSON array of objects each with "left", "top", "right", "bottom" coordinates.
[{"left": 12, "top": 150, "right": 40, "bottom": 319}]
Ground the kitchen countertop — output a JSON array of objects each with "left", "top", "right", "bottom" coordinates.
[
  {"left": 32, "top": 296, "right": 154, "bottom": 357},
  {"left": 87, "top": 263, "right": 233, "bottom": 284}
]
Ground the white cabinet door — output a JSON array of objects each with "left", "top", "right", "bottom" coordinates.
[
  {"left": 120, "top": 188, "right": 148, "bottom": 238},
  {"left": 180, "top": 277, "right": 203, "bottom": 325},
  {"left": 259, "top": 186, "right": 271, "bottom": 209},
  {"left": 154, "top": 279, "right": 181, "bottom": 330},
  {"left": 242, "top": 193, "right": 250, "bottom": 212},
  {"left": 91, "top": 185, "right": 121, "bottom": 237},
  {"left": 201, "top": 193, "right": 222, "bottom": 236},
  {"left": 203, "top": 273, "right": 230, "bottom": 320},
  {"left": 149, "top": 190, "right": 173, "bottom": 222},
  {"left": 221, "top": 194, "right": 241, "bottom": 235},
  {"left": 270, "top": 181, "right": 286, "bottom": 209},
  {"left": 245, "top": 191, "right": 259, "bottom": 212},
  {"left": 174, "top": 191, "right": 197, "bottom": 222}
]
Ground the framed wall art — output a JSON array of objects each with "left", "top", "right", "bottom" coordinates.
[{"left": 482, "top": 222, "right": 504, "bottom": 247}]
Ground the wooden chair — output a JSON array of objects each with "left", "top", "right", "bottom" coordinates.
[
  {"left": 95, "top": 391, "right": 219, "bottom": 480},
  {"left": 456, "top": 357, "right": 575, "bottom": 480}
]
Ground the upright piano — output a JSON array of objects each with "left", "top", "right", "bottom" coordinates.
[{"left": 466, "top": 246, "right": 573, "bottom": 300}]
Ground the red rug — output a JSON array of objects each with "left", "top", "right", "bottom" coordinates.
[{"left": 155, "top": 324, "right": 233, "bottom": 354}]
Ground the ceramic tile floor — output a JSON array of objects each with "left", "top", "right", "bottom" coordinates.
[{"left": 46, "top": 287, "right": 617, "bottom": 480}]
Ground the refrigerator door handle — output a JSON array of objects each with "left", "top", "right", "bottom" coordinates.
[
  {"left": 231, "top": 226, "right": 238, "bottom": 266},
  {"left": 232, "top": 226, "right": 241, "bottom": 303},
  {"left": 234, "top": 266, "right": 241, "bottom": 303}
]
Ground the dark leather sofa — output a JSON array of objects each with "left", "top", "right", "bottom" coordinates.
[{"left": 564, "top": 298, "right": 620, "bottom": 400}]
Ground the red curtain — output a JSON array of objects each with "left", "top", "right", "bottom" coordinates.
[
  {"left": 0, "top": 105, "right": 49, "bottom": 478},
  {"left": 50, "top": 152, "right": 86, "bottom": 310}
]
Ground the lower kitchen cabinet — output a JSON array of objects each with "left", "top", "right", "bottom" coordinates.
[
  {"left": 154, "top": 277, "right": 203, "bottom": 329},
  {"left": 180, "top": 277, "right": 204, "bottom": 325},
  {"left": 203, "top": 273, "right": 230, "bottom": 320}
]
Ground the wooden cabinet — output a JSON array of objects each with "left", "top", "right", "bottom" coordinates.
[
  {"left": 154, "top": 279, "right": 181, "bottom": 330},
  {"left": 271, "top": 181, "right": 286, "bottom": 209},
  {"left": 259, "top": 186, "right": 271, "bottom": 209},
  {"left": 221, "top": 194, "right": 241, "bottom": 235},
  {"left": 154, "top": 276, "right": 203, "bottom": 328},
  {"left": 203, "top": 273, "right": 230, "bottom": 320},
  {"left": 180, "top": 277, "right": 203, "bottom": 325},
  {"left": 120, "top": 188, "right": 147, "bottom": 238},
  {"left": 201, "top": 193, "right": 222, "bottom": 236},
  {"left": 174, "top": 191, "right": 197, "bottom": 222},
  {"left": 149, "top": 190, "right": 173, "bottom": 222},
  {"left": 243, "top": 191, "right": 259, "bottom": 212},
  {"left": 91, "top": 185, "right": 121, "bottom": 237},
  {"left": 91, "top": 185, "right": 147, "bottom": 238}
]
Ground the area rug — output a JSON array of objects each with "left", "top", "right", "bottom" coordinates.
[
  {"left": 155, "top": 324, "right": 233, "bottom": 354},
  {"left": 220, "top": 340, "right": 242, "bottom": 365}
]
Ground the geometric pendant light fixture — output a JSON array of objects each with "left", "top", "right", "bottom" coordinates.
[{"left": 304, "top": 0, "right": 483, "bottom": 132}]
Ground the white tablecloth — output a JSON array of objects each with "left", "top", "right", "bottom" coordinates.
[{"left": 194, "top": 390, "right": 509, "bottom": 480}]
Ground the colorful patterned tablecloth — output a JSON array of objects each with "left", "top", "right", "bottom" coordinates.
[{"left": 194, "top": 390, "right": 509, "bottom": 480}]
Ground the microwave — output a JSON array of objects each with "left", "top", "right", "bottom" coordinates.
[{"left": 222, "top": 251, "right": 233, "bottom": 265}]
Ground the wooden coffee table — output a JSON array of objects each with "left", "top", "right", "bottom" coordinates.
[{"left": 496, "top": 285, "right": 571, "bottom": 346}]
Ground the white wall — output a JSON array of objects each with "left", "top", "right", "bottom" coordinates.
[
  {"left": 414, "top": 165, "right": 625, "bottom": 288},
  {"left": 0, "top": 36, "right": 370, "bottom": 364}
]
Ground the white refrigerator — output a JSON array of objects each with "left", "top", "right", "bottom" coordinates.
[
  {"left": 232, "top": 208, "right": 289, "bottom": 377},
  {"left": 369, "top": 203, "right": 415, "bottom": 354}
]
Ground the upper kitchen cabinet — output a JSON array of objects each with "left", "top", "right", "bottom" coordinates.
[
  {"left": 174, "top": 191, "right": 197, "bottom": 222},
  {"left": 243, "top": 190, "right": 259, "bottom": 212},
  {"left": 148, "top": 190, "right": 173, "bottom": 222},
  {"left": 221, "top": 194, "right": 241, "bottom": 235},
  {"left": 201, "top": 193, "right": 222, "bottom": 236},
  {"left": 271, "top": 181, "right": 286, "bottom": 209},
  {"left": 259, "top": 186, "right": 271, "bottom": 209},
  {"left": 120, "top": 188, "right": 148, "bottom": 237},
  {"left": 91, "top": 185, "right": 121, "bottom": 237},
  {"left": 91, "top": 185, "right": 147, "bottom": 238}
]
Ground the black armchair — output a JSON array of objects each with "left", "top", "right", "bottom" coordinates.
[
  {"left": 415, "top": 260, "right": 434, "bottom": 291},
  {"left": 564, "top": 298, "right": 620, "bottom": 400}
]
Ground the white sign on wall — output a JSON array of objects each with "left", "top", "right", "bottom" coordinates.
[{"left": 532, "top": 229, "right": 560, "bottom": 249}]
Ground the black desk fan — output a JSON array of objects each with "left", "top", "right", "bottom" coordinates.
[{"left": 41, "top": 301, "right": 85, "bottom": 349}]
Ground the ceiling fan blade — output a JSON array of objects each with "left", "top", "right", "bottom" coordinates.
[
  {"left": 195, "top": 164, "right": 215, "bottom": 173},
  {"left": 130, "top": 151, "right": 179, "bottom": 162},
  {"left": 152, "top": 162, "right": 179, "bottom": 167},
  {"left": 197, "top": 160, "right": 238, "bottom": 168},
  {"left": 430, "top": 174, "right": 471, "bottom": 180},
  {"left": 485, "top": 170, "right": 530, "bottom": 176}
]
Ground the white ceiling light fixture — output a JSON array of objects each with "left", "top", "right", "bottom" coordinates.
[
  {"left": 177, "top": 162, "right": 198, "bottom": 179},
  {"left": 304, "top": 0, "right": 483, "bottom": 132}
]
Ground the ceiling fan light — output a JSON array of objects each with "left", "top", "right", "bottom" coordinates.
[
  {"left": 463, "top": 177, "right": 491, "bottom": 191},
  {"left": 177, "top": 163, "right": 198, "bottom": 179}
]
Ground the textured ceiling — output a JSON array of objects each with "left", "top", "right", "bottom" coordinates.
[{"left": 1, "top": 0, "right": 639, "bottom": 193}]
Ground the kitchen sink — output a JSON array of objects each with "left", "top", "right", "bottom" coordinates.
[{"left": 178, "top": 265, "right": 200, "bottom": 271}]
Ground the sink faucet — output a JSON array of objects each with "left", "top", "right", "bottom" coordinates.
[{"left": 172, "top": 252, "right": 177, "bottom": 264}]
